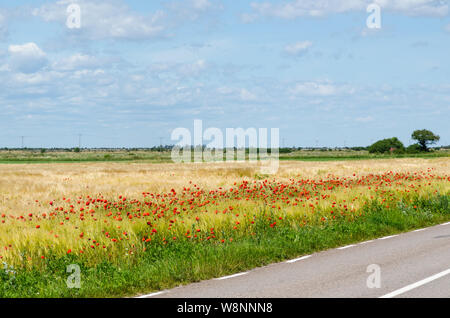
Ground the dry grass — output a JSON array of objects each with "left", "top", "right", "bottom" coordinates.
[{"left": 0, "top": 158, "right": 448, "bottom": 217}]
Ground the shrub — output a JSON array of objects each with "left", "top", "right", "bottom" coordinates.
[
  {"left": 368, "top": 137, "right": 405, "bottom": 154},
  {"left": 406, "top": 144, "right": 422, "bottom": 154}
]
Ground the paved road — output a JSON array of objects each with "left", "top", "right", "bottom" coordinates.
[{"left": 139, "top": 222, "right": 450, "bottom": 298}]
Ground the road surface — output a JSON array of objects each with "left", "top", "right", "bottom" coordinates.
[{"left": 138, "top": 222, "right": 450, "bottom": 298}]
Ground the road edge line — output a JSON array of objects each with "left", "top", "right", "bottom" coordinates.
[{"left": 380, "top": 268, "right": 450, "bottom": 298}]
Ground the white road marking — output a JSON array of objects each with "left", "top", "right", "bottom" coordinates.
[
  {"left": 136, "top": 291, "right": 166, "bottom": 298},
  {"left": 215, "top": 272, "right": 248, "bottom": 280},
  {"left": 441, "top": 222, "right": 450, "bottom": 226},
  {"left": 286, "top": 255, "right": 311, "bottom": 263},
  {"left": 378, "top": 235, "right": 399, "bottom": 240},
  {"left": 380, "top": 268, "right": 450, "bottom": 298},
  {"left": 413, "top": 229, "right": 425, "bottom": 232},
  {"left": 338, "top": 244, "right": 356, "bottom": 250},
  {"left": 358, "top": 240, "right": 374, "bottom": 245}
]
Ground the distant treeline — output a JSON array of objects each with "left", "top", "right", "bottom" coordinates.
[{"left": 1, "top": 145, "right": 449, "bottom": 152}]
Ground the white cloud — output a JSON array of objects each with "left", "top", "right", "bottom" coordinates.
[
  {"left": 32, "top": 0, "right": 167, "bottom": 41},
  {"left": 248, "top": 0, "right": 448, "bottom": 20},
  {"left": 217, "top": 86, "right": 234, "bottom": 95},
  {"left": 179, "top": 59, "right": 207, "bottom": 76},
  {"left": 148, "top": 59, "right": 209, "bottom": 78},
  {"left": 167, "top": 0, "right": 222, "bottom": 21},
  {"left": 8, "top": 43, "right": 48, "bottom": 74},
  {"left": 240, "top": 88, "right": 258, "bottom": 101},
  {"left": 12, "top": 71, "right": 62, "bottom": 85},
  {"left": 52, "top": 53, "right": 119, "bottom": 71},
  {"left": 290, "top": 81, "right": 356, "bottom": 96},
  {"left": 284, "top": 41, "right": 312, "bottom": 56},
  {"left": 356, "top": 116, "right": 374, "bottom": 123},
  {"left": 191, "top": 0, "right": 213, "bottom": 11}
]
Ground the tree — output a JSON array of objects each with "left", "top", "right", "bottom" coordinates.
[
  {"left": 368, "top": 137, "right": 405, "bottom": 154},
  {"left": 411, "top": 129, "right": 440, "bottom": 152},
  {"left": 406, "top": 144, "right": 422, "bottom": 154}
]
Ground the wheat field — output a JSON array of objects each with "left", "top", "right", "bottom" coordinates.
[
  {"left": 1, "top": 158, "right": 448, "bottom": 216},
  {"left": 0, "top": 157, "right": 449, "bottom": 297}
]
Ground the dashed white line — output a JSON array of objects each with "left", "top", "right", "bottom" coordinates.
[
  {"left": 380, "top": 268, "right": 450, "bottom": 298},
  {"left": 136, "top": 291, "right": 166, "bottom": 298},
  {"left": 136, "top": 221, "right": 450, "bottom": 298},
  {"left": 286, "top": 255, "right": 311, "bottom": 263},
  {"left": 215, "top": 272, "right": 248, "bottom": 280},
  {"left": 338, "top": 244, "right": 356, "bottom": 250},
  {"left": 378, "top": 235, "right": 399, "bottom": 240}
]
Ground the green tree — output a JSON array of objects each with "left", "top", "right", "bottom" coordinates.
[
  {"left": 368, "top": 137, "right": 405, "bottom": 154},
  {"left": 406, "top": 144, "right": 422, "bottom": 154},
  {"left": 411, "top": 129, "right": 440, "bottom": 152}
]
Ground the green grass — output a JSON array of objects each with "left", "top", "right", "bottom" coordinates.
[
  {"left": 0, "top": 149, "right": 448, "bottom": 164},
  {"left": 1, "top": 194, "right": 448, "bottom": 298},
  {"left": 0, "top": 150, "right": 173, "bottom": 164},
  {"left": 280, "top": 151, "right": 450, "bottom": 162}
]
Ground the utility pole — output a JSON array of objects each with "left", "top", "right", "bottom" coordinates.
[
  {"left": 78, "top": 134, "right": 82, "bottom": 149},
  {"left": 159, "top": 137, "right": 163, "bottom": 153},
  {"left": 20, "top": 136, "right": 25, "bottom": 149}
]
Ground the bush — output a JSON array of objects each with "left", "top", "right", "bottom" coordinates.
[
  {"left": 406, "top": 144, "right": 422, "bottom": 154},
  {"left": 368, "top": 137, "right": 405, "bottom": 154}
]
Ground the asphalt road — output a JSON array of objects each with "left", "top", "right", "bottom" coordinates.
[{"left": 138, "top": 222, "right": 450, "bottom": 298}]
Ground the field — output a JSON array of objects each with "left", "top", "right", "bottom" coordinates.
[
  {"left": 0, "top": 157, "right": 449, "bottom": 297},
  {"left": 0, "top": 148, "right": 449, "bottom": 164}
]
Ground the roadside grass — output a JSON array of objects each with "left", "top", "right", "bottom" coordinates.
[{"left": 1, "top": 193, "right": 448, "bottom": 298}]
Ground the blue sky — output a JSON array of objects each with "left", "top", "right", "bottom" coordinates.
[{"left": 0, "top": 0, "right": 449, "bottom": 148}]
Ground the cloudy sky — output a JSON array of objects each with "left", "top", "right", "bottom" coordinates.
[{"left": 0, "top": 0, "right": 449, "bottom": 148}]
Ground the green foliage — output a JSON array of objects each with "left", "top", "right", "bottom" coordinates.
[
  {"left": 279, "top": 148, "right": 293, "bottom": 154},
  {"left": 406, "top": 144, "right": 422, "bottom": 154},
  {"left": 368, "top": 137, "right": 405, "bottom": 154},
  {"left": 73, "top": 147, "right": 81, "bottom": 153},
  {"left": 411, "top": 129, "right": 440, "bottom": 152}
]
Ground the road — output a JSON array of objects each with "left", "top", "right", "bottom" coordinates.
[{"left": 138, "top": 222, "right": 450, "bottom": 298}]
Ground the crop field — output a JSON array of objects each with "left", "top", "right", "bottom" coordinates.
[
  {"left": 0, "top": 148, "right": 448, "bottom": 164},
  {"left": 0, "top": 158, "right": 449, "bottom": 297}
]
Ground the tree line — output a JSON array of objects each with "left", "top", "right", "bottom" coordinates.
[{"left": 367, "top": 129, "right": 440, "bottom": 154}]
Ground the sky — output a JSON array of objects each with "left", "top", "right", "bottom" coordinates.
[{"left": 0, "top": 0, "right": 449, "bottom": 148}]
